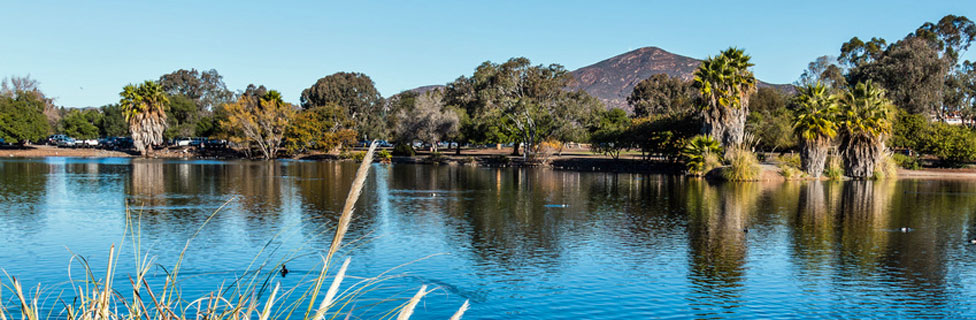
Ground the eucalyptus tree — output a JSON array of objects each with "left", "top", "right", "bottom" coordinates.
[
  {"left": 692, "top": 48, "right": 757, "bottom": 147},
  {"left": 838, "top": 81, "right": 895, "bottom": 178},
  {"left": 793, "top": 82, "right": 840, "bottom": 177},
  {"left": 119, "top": 81, "right": 169, "bottom": 156}
]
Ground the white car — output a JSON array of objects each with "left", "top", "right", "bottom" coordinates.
[{"left": 84, "top": 139, "right": 99, "bottom": 147}]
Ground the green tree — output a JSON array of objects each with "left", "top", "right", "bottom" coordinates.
[
  {"left": 746, "top": 87, "right": 795, "bottom": 151},
  {"left": 98, "top": 104, "right": 128, "bottom": 137},
  {"left": 119, "top": 81, "right": 169, "bottom": 156},
  {"left": 626, "top": 73, "right": 697, "bottom": 117},
  {"left": 164, "top": 94, "right": 199, "bottom": 140},
  {"left": 589, "top": 108, "right": 631, "bottom": 159},
  {"left": 300, "top": 72, "right": 386, "bottom": 140},
  {"left": 693, "top": 47, "right": 758, "bottom": 147},
  {"left": 59, "top": 109, "right": 102, "bottom": 140},
  {"left": 158, "top": 68, "right": 234, "bottom": 111},
  {"left": 796, "top": 56, "right": 847, "bottom": 90},
  {"left": 839, "top": 81, "right": 895, "bottom": 178},
  {"left": 0, "top": 94, "right": 49, "bottom": 143},
  {"left": 221, "top": 90, "right": 296, "bottom": 159},
  {"left": 457, "top": 57, "right": 602, "bottom": 159},
  {"left": 793, "top": 82, "right": 840, "bottom": 177},
  {"left": 284, "top": 103, "right": 356, "bottom": 154},
  {"left": 847, "top": 37, "right": 950, "bottom": 118}
]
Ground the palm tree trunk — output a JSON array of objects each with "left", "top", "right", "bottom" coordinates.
[{"left": 801, "top": 138, "right": 829, "bottom": 178}]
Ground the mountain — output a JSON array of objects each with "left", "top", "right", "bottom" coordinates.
[
  {"left": 399, "top": 46, "right": 794, "bottom": 111},
  {"left": 566, "top": 46, "right": 793, "bottom": 111}
]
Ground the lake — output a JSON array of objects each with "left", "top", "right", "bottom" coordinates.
[{"left": 1, "top": 157, "right": 976, "bottom": 319}]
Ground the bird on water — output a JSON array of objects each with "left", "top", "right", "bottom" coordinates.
[{"left": 280, "top": 264, "right": 289, "bottom": 277}]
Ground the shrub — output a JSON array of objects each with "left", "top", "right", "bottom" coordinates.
[
  {"left": 723, "top": 148, "right": 761, "bottom": 181},
  {"left": 377, "top": 149, "right": 392, "bottom": 163},
  {"left": 776, "top": 153, "right": 802, "bottom": 168},
  {"left": 873, "top": 151, "right": 898, "bottom": 179},
  {"left": 778, "top": 164, "right": 805, "bottom": 180},
  {"left": 680, "top": 135, "right": 722, "bottom": 176},
  {"left": 892, "top": 153, "right": 920, "bottom": 170},
  {"left": 393, "top": 143, "right": 416, "bottom": 157},
  {"left": 919, "top": 123, "right": 976, "bottom": 167},
  {"left": 530, "top": 139, "right": 562, "bottom": 163},
  {"left": 824, "top": 155, "right": 845, "bottom": 180}
]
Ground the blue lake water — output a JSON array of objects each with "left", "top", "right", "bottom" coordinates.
[{"left": 2, "top": 158, "right": 976, "bottom": 319}]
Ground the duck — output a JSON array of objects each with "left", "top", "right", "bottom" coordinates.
[
  {"left": 742, "top": 228, "right": 749, "bottom": 233},
  {"left": 969, "top": 238, "right": 976, "bottom": 244},
  {"left": 899, "top": 227, "right": 911, "bottom": 232},
  {"left": 280, "top": 264, "right": 289, "bottom": 277}
]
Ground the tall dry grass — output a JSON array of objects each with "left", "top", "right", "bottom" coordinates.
[{"left": 0, "top": 141, "right": 469, "bottom": 320}]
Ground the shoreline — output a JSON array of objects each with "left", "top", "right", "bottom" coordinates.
[{"left": 5, "top": 145, "right": 976, "bottom": 180}]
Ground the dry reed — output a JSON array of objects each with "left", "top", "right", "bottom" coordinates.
[{"left": 0, "top": 141, "right": 471, "bottom": 320}]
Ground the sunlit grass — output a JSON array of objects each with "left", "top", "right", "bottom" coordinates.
[{"left": 0, "top": 142, "right": 469, "bottom": 320}]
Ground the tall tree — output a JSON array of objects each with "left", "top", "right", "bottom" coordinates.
[
  {"left": 911, "top": 14, "right": 976, "bottom": 66},
  {"left": 98, "top": 104, "right": 128, "bottom": 137},
  {"left": 796, "top": 56, "right": 848, "bottom": 90},
  {"left": 693, "top": 47, "right": 757, "bottom": 147},
  {"left": 119, "top": 81, "right": 169, "bottom": 156},
  {"left": 300, "top": 72, "right": 386, "bottom": 139},
  {"left": 462, "top": 57, "right": 602, "bottom": 158},
  {"left": 839, "top": 81, "right": 895, "bottom": 178},
  {"left": 0, "top": 94, "right": 49, "bottom": 143},
  {"left": 848, "top": 37, "right": 950, "bottom": 118},
  {"left": 1, "top": 75, "right": 60, "bottom": 133},
  {"left": 793, "top": 82, "right": 840, "bottom": 177},
  {"left": 221, "top": 89, "right": 296, "bottom": 159},
  {"left": 394, "top": 90, "right": 459, "bottom": 153},
  {"left": 59, "top": 109, "right": 102, "bottom": 140},
  {"left": 746, "top": 87, "right": 796, "bottom": 151},
  {"left": 158, "top": 69, "right": 234, "bottom": 111},
  {"left": 284, "top": 103, "right": 356, "bottom": 154},
  {"left": 626, "top": 73, "right": 697, "bottom": 118}
]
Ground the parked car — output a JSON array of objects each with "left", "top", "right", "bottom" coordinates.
[
  {"left": 188, "top": 137, "right": 207, "bottom": 147},
  {"left": 172, "top": 137, "right": 193, "bottom": 146},
  {"left": 82, "top": 139, "right": 99, "bottom": 147},
  {"left": 376, "top": 140, "right": 393, "bottom": 148},
  {"left": 47, "top": 134, "right": 69, "bottom": 145},
  {"left": 204, "top": 139, "right": 227, "bottom": 148},
  {"left": 55, "top": 137, "right": 77, "bottom": 147}
]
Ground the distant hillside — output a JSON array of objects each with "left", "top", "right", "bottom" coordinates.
[
  {"left": 400, "top": 46, "right": 793, "bottom": 111},
  {"left": 567, "top": 46, "right": 793, "bottom": 111}
]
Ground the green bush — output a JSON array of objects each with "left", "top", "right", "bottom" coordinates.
[
  {"left": 377, "top": 150, "right": 392, "bottom": 163},
  {"left": 351, "top": 151, "right": 366, "bottom": 162},
  {"left": 776, "top": 153, "right": 802, "bottom": 168},
  {"left": 392, "top": 143, "right": 415, "bottom": 157},
  {"left": 892, "top": 153, "right": 921, "bottom": 170},
  {"left": 919, "top": 123, "right": 976, "bottom": 167},
  {"left": 723, "top": 148, "right": 761, "bottom": 181},
  {"left": 824, "top": 155, "right": 844, "bottom": 180},
  {"left": 873, "top": 152, "right": 898, "bottom": 179},
  {"left": 680, "top": 135, "right": 722, "bottom": 176}
]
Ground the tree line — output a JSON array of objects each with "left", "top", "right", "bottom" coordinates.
[{"left": 1, "top": 14, "right": 974, "bottom": 180}]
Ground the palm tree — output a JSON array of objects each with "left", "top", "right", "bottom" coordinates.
[
  {"left": 693, "top": 48, "right": 757, "bottom": 147},
  {"left": 120, "top": 81, "right": 169, "bottom": 157},
  {"left": 839, "top": 81, "right": 895, "bottom": 178},
  {"left": 793, "top": 82, "right": 840, "bottom": 177}
]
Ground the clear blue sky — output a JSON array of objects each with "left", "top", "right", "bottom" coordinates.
[{"left": 1, "top": 0, "right": 973, "bottom": 108}]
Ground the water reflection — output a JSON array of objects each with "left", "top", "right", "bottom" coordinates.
[{"left": 3, "top": 160, "right": 976, "bottom": 318}]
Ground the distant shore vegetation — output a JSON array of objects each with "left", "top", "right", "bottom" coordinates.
[{"left": 2, "top": 15, "right": 976, "bottom": 180}]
